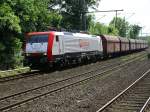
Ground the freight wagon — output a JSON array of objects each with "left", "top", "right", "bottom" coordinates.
[
  {"left": 100, "top": 35, "right": 120, "bottom": 57},
  {"left": 119, "top": 37, "right": 130, "bottom": 53}
]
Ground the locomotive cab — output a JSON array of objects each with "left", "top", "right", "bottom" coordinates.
[
  {"left": 25, "top": 35, "right": 48, "bottom": 55},
  {"left": 24, "top": 32, "right": 51, "bottom": 66}
]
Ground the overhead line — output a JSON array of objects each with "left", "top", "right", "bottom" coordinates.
[{"left": 86, "top": 9, "right": 124, "bottom": 13}]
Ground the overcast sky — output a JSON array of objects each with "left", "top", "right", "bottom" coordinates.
[{"left": 94, "top": 0, "right": 150, "bottom": 36}]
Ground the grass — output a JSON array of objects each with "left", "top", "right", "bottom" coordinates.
[{"left": 0, "top": 67, "right": 30, "bottom": 78}]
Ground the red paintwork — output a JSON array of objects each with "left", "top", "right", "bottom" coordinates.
[
  {"left": 26, "top": 32, "right": 52, "bottom": 36},
  {"left": 47, "top": 32, "right": 55, "bottom": 61}
]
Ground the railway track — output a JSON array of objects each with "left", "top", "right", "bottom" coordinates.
[
  {"left": 96, "top": 67, "right": 150, "bottom": 112},
  {"left": 0, "top": 52, "right": 146, "bottom": 83},
  {"left": 0, "top": 53, "right": 146, "bottom": 112}
]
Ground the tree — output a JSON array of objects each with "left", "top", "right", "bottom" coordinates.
[
  {"left": 107, "top": 25, "right": 119, "bottom": 35},
  {"left": 88, "top": 20, "right": 119, "bottom": 35},
  {"left": 128, "top": 25, "right": 141, "bottom": 39},
  {"left": 147, "top": 36, "right": 150, "bottom": 45},
  {"left": 0, "top": 3, "right": 22, "bottom": 69},
  {"left": 7, "top": 0, "right": 62, "bottom": 33},
  {"left": 0, "top": 0, "right": 102, "bottom": 69},
  {"left": 109, "top": 17, "right": 129, "bottom": 37},
  {"left": 0, "top": 0, "right": 62, "bottom": 69},
  {"left": 55, "top": 0, "right": 101, "bottom": 30}
]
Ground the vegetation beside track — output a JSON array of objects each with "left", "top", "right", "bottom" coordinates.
[
  {"left": 0, "top": 67, "right": 30, "bottom": 78},
  {"left": 148, "top": 54, "right": 150, "bottom": 59}
]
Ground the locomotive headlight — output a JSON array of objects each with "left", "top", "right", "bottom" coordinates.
[
  {"left": 26, "top": 53, "right": 29, "bottom": 56},
  {"left": 43, "top": 53, "right": 47, "bottom": 55}
]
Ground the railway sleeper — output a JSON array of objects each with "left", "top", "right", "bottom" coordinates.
[
  {"left": 125, "top": 94, "right": 149, "bottom": 98},
  {"left": 113, "top": 103, "right": 144, "bottom": 107},
  {"left": 110, "top": 104, "right": 142, "bottom": 109},
  {"left": 128, "top": 94, "right": 150, "bottom": 97},
  {"left": 128, "top": 93, "right": 150, "bottom": 96},
  {"left": 135, "top": 89, "right": 150, "bottom": 92},
  {"left": 134, "top": 85, "right": 150, "bottom": 88},
  {"left": 121, "top": 98, "right": 148, "bottom": 102},
  {"left": 104, "top": 106, "right": 142, "bottom": 112},
  {"left": 120, "top": 101, "right": 145, "bottom": 105}
]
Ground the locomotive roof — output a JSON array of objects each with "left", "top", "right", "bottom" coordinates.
[
  {"left": 27, "top": 31, "right": 99, "bottom": 38},
  {"left": 27, "top": 31, "right": 52, "bottom": 36}
]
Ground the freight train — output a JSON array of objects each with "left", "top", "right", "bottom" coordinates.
[{"left": 24, "top": 31, "right": 148, "bottom": 67}]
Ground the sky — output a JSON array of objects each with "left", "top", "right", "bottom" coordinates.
[{"left": 94, "top": 0, "right": 150, "bottom": 36}]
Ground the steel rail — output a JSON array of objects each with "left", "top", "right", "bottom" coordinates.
[
  {"left": 0, "top": 54, "right": 146, "bottom": 111},
  {"left": 0, "top": 53, "right": 145, "bottom": 101},
  {"left": 0, "top": 70, "right": 41, "bottom": 83},
  {"left": 140, "top": 97, "right": 150, "bottom": 112},
  {"left": 96, "top": 67, "right": 150, "bottom": 112},
  {"left": 0, "top": 52, "right": 145, "bottom": 83}
]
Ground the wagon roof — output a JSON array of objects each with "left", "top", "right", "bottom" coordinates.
[
  {"left": 129, "top": 39, "right": 136, "bottom": 43},
  {"left": 101, "top": 35, "right": 120, "bottom": 42},
  {"left": 119, "top": 37, "right": 129, "bottom": 42},
  {"left": 135, "top": 39, "right": 143, "bottom": 43}
]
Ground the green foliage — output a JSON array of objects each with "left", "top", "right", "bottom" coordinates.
[
  {"left": 0, "top": 0, "right": 63, "bottom": 69},
  {"left": 146, "top": 36, "right": 150, "bottom": 45},
  {"left": 8, "top": 0, "right": 62, "bottom": 32},
  {"left": 107, "top": 25, "right": 119, "bottom": 35},
  {"left": 148, "top": 54, "right": 150, "bottom": 59},
  {"left": 49, "top": 12, "right": 62, "bottom": 28},
  {"left": 1, "top": 0, "right": 145, "bottom": 70},
  {"left": 0, "top": 3, "right": 22, "bottom": 69},
  {"left": 127, "top": 24, "right": 141, "bottom": 39},
  {"left": 109, "top": 17, "right": 142, "bottom": 38},
  {"left": 0, "top": 3, "right": 21, "bottom": 33},
  {"left": 0, "top": 42, "right": 5, "bottom": 51},
  {"left": 0, "top": 36, "right": 23, "bottom": 69},
  {"left": 0, "top": 0, "right": 101, "bottom": 70},
  {"left": 109, "top": 17, "right": 128, "bottom": 37},
  {"left": 57, "top": 0, "right": 100, "bottom": 30},
  {"left": 88, "top": 20, "right": 119, "bottom": 35},
  {"left": 89, "top": 22, "right": 107, "bottom": 35}
]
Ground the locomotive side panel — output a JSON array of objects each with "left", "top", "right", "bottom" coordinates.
[
  {"left": 50, "top": 32, "right": 103, "bottom": 64},
  {"left": 60, "top": 33, "right": 103, "bottom": 59}
]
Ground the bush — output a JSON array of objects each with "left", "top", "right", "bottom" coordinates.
[
  {"left": 147, "top": 54, "right": 150, "bottom": 59},
  {"left": 0, "top": 37, "right": 23, "bottom": 70},
  {"left": 0, "top": 0, "right": 62, "bottom": 70}
]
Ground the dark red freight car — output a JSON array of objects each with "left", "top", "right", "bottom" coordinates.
[
  {"left": 129, "top": 39, "right": 136, "bottom": 51},
  {"left": 100, "top": 35, "right": 120, "bottom": 57},
  {"left": 119, "top": 37, "right": 130, "bottom": 53}
]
